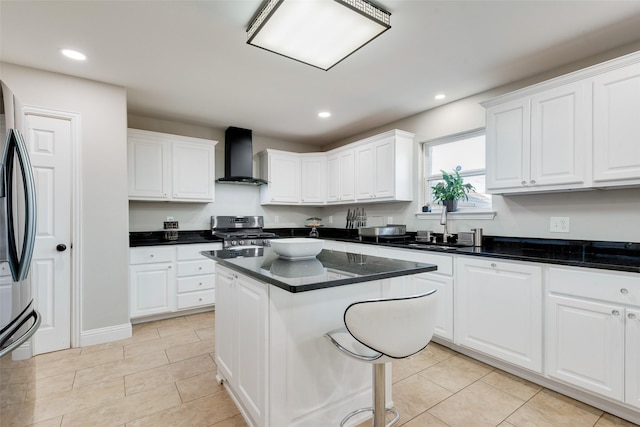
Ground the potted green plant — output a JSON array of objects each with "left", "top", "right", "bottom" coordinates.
[{"left": 431, "top": 169, "right": 475, "bottom": 212}]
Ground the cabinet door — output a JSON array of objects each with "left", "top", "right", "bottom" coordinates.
[
  {"left": 267, "top": 152, "right": 301, "bottom": 203},
  {"left": 326, "top": 153, "right": 340, "bottom": 202},
  {"left": 127, "top": 135, "right": 169, "bottom": 200},
  {"left": 129, "top": 262, "right": 175, "bottom": 318},
  {"left": 593, "top": 63, "right": 640, "bottom": 184},
  {"left": 530, "top": 82, "right": 588, "bottom": 188},
  {"left": 235, "top": 274, "right": 268, "bottom": 426},
  {"left": 300, "top": 155, "right": 326, "bottom": 204},
  {"left": 456, "top": 257, "right": 542, "bottom": 372},
  {"left": 215, "top": 268, "right": 236, "bottom": 383},
  {"left": 374, "top": 138, "right": 396, "bottom": 199},
  {"left": 339, "top": 149, "right": 356, "bottom": 202},
  {"left": 626, "top": 307, "right": 640, "bottom": 408},
  {"left": 413, "top": 273, "right": 454, "bottom": 341},
  {"left": 172, "top": 141, "right": 215, "bottom": 201},
  {"left": 486, "top": 98, "right": 530, "bottom": 192},
  {"left": 355, "top": 143, "right": 375, "bottom": 200},
  {"left": 546, "top": 294, "right": 624, "bottom": 400}
]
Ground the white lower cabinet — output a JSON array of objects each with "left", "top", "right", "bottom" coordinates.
[
  {"left": 456, "top": 257, "right": 543, "bottom": 372},
  {"left": 377, "top": 247, "right": 454, "bottom": 341},
  {"left": 129, "top": 242, "right": 221, "bottom": 320},
  {"left": 129, "top": 247, "right": 176, "bottom": 318},
  {"left": 545, "top": 266, "right": 640, "bottom": 408},
  {"left": 215, "top": 265, "right": 268, "bottom": 427}
]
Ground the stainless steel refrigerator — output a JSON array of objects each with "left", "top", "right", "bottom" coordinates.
[{"left": 0, "top": 79, "right": 39, "bottom": 358}]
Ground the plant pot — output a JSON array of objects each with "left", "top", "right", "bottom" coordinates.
[{"left": 442, "top": 200, "right": 458, "bottom": 212}]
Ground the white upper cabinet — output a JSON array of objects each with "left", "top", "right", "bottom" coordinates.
[
  {"left": 128, "top": 129, "right": 216, "bottom": 202},
  {"left": 260, "top": 129, "right": 414, "bottom": 205},
  {"left": 485, "top": 82, "right": 589, "bottom": 194},
  {"left": 259, "top": 150, "right": 326, "bottom": 205},
  {"left": 484, "top": 50, "right": 640, "bottom": 194},
  {"left": 593, "top": 62, "right": 640, "bottom": 186},
  {"left": 259, "top": 150, "right": 301, "bottom": 204},
  {"left": 300, "top": 154, "right": 326, "bottom": 204}
]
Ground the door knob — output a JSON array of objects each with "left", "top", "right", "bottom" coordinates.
[{"left": 56, "top": 244, "right": 67, "bottom": 252}]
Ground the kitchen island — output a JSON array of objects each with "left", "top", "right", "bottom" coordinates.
[{"left": 201, "top": 246, "right": 437, "bottom": 427}]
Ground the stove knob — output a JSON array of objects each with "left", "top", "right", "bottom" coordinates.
[
  {"left": 239, "top": 241, "right": 245, "bottom": 246},
  {"left": 231, "top": 240, "right": 237, "bottom": 246},
  {"left": 251, "top": 240, "right": 257, "bottom": 245}
]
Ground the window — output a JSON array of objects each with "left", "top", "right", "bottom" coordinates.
[{"left": 424, "top": 129, "right": 492, "bottom": 209}]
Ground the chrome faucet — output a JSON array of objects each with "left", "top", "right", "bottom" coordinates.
[{"left": 440, "top": 205, "right": 451, "bottom": 243}]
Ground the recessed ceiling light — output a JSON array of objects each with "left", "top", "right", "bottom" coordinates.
[
  {"left": 61, "top": 49, "right": 86, "bottom": 61},
  {"left": 318, "top": 112, "right": 331, "bottom": 118},
  {"left": 435, "top": 94, "right": 446, "bottom": 100}
]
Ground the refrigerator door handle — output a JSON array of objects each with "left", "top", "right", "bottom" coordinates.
[
  {"left": 0, "top": 300, "right": 41, "bottom": 357},
  {"left": 4, "top": 129, "right": 37, "bottom": 282}
]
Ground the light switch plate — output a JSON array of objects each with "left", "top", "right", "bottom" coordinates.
[{"left": 550, "top": 217, "right": 570, "bottom": 233}]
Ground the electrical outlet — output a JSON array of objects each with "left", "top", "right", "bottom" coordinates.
[
  {"left": 550, "top": 216, "right": 570, "bottom": 233},
  {"left": 328, "top": 215, "right": 333, "bottom": 224},
  {"left": 387, "top": 216, "right": 393, "bottom": 224},
  {"left": 274, "top": 216, "right": 279, "bottom": 224}
]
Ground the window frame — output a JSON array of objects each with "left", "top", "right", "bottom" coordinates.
[{"left": 421, "top": 128, "right": 492, "bottom": 211}]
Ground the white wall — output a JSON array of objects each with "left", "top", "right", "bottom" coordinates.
[{"left": 0, "top": 62, "right": 130, "bottom": 332}]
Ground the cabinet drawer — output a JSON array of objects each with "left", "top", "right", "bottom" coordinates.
[
  {"left": 177, "top": 275, "right": 215, "bottom": 292},
  {"left": 548, "top": 266, "right": 640, "bottom": 306},
  {"left": 130, "top": 247, "right": 175, "bottom": 265},
  {"left": 177, "top": 259, "right": 215, "bottom": 277},
  {"left": 177, "top": 289, "right": 215, "bottom": 309},
  {"left": 377, "top": 247, "right": 453, "bottom": 276},
  {"left": 177, "top": 243, "right": 223, "bottom": 261}
]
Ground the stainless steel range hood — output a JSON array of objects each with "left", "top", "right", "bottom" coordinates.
[{"left": 216, "top": 126, "right": 267, "bottom": 186}]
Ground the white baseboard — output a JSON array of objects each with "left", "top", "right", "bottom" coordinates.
[{"left": 80, "top": 322, "right": 132, "bottom": 347}]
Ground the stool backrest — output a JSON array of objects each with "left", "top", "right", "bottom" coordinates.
[{"left": 344, "top": 289, "right": 438, "bottom": 359}]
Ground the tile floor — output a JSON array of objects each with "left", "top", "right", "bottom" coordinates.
[{"left": 0, "top": 311, "right": 637, "bottom": 427}]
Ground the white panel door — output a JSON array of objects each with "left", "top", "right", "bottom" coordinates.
[
  {"left": 127, "top": 135, "right": 168, "bottom": 199},
  {"left": 355, "top": 143, "right": 375, "bottom": 200},
  {"left": 23, "top": 112, "right": 72, "bottom": 355},
  {"left": 172, "top": 141, "right": 214, "bottom": 201},
  {"left": 129, "top": 263, "right": 175, "bottom": 318},
  {"left": 486, "top": 98, "right": 530, "bottom": 191},
  {"left": 530, "top": 82, "right": 588, "bottom": 187},
  {"left": 456, "top": 257, "right": 543, "bottom": 372},
  {"left": 593, "top": 62, "right": 640, "bottom": 183},
  {"left": 546, "top": 294, "right": 624, "bottom": 400},
  {"left": 626, "top": 307, "right": 640, "bottom": 408},
  {"left": 374, "top": 138, "right": 395, "bottom": 199},
  {"left": 300, "top": 155, "right": 326, "bottom": 204}
]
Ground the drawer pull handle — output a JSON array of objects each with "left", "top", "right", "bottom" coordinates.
[
  {"left": 198, "top": 298, "right": 203, "bottom": 302},
  {"left": 150, "top": 254, "right": 154, "bottom": 258},
  {"left": 198, "top": 267, "right": 202, "bottom": 270},
  {"left": 199, "top": 282, "right": 203, "bottom": 286},
  {"left": 620, "top": 288, "right": 629, "bottom": 295},
  {"left": 491, "top": 263, "right": 497, "bottom": 268},
  {"left": 168, "top": 266, "right": 171, "bottom": 269},
  {"left": 629, "top": 313, "right": 637, "bottom": 320},
  {"left": 612, "top": 310, "right": 621, "bottom": 316}
]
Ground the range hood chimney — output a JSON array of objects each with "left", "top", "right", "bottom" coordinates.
[{"left": 216, "top": 126, "right": 267, "bottom": 185}]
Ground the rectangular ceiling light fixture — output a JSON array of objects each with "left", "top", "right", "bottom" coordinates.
[{"left": 247, "top": 0, "right": 391, "bottom": 71}]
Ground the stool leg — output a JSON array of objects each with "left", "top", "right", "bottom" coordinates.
[{"left": 373, "top": 363, "right": 386, "bottom": 427}]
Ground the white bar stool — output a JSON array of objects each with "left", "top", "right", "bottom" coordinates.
[{"left": 324, "top": 289, "right": 438, "bottom": 427}]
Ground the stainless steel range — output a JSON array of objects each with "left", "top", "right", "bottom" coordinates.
[{"left": 211, "top": 215, "right": 277, "bottom": 249}]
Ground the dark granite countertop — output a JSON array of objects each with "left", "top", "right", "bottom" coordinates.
[
  {"left": 201, "top": 247, "right": 437, "bottom": 293},
  {"left": 129, "top": 230, "right": 221, "bottom": 247},
  {"left": 132, "top": 228, "right": 640, "bottom": 274}
]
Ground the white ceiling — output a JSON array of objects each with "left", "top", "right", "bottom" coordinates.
[{"left": 3, "top": 1, "right": 640, "bottom": 145}]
